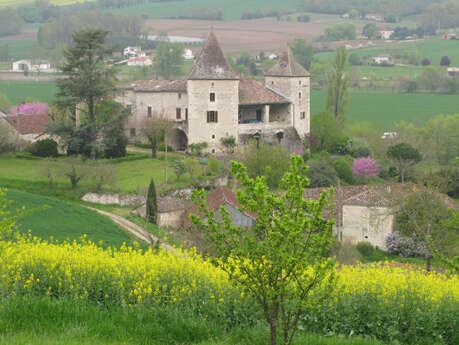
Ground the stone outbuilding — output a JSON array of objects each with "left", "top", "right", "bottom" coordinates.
[
  {"left": 118, "top": 31, "right": 310, "bottom": 154},
  {"left": 132, "top": 197, "right": 190, "bottom": 229},
  {"left": 2, "top": 113, "right": 52, "bottom": 143}
]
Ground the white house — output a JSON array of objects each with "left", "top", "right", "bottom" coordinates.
[
  {"left": 378, "top": 26, "right": 394, "bottom": 40},
  {"left": 123, "top": 46, "right": 141, "bottom": 58},
  {"left": 12, "top": 60, "right": 52, "bottom": 72},
  {"left": 127, "top": 57, "right": 153, "bottom": 67},
  {"left": 183, "top": 48, "right": 194, "bottom": 60},
  {"left": 365, "top": 13, "right": 384, "bottom": 22},
  {"left": 372, "top": 54, "right": 393, "bottom": 65}
]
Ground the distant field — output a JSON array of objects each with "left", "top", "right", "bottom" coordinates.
[
  {"left": 315, "top": 39, "right": 459, "bottom": 67},
  {"left": 5, "top": 189, "right": 131, "bottom": 247},
  {"left": 311, "top": 89, "right": 459, "bottom": 128},
  {"left": 0, "top": 80, "right": 57, "bottom": 104},
  {"left": 0, "top": 39, "right": 35, "bottom": 60},
  {"left": 0, "top": 0, "right": 94, "bottom": 6}
]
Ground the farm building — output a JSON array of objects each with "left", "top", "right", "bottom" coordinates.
[
  {"left": 1, "top": 113, "right": 52, "bottom": 143},
  {"left": 372, "top": 54, "right": 393, "bottom": 65},
  {"left": 12, "top": 60, "right": 53, "bottom": 73},
  {"left": 127, "top": 57, "right": 153, "bottom": 67},
  {"left": 378, "top": 26, "right": 394, "bottom": 40},
  {"left": 364, "top": 13, "right": 384, "bottom": 22},
  {"left": 118, "top": 31, "right": 310, "bottom": 154}
]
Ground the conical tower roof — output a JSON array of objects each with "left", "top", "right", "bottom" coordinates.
[
  {"left": 188, "top": 31, "right": 239, "bottom": 80},
  {"left": 265, "top": 47, "right": 310, "bottom": 77}
]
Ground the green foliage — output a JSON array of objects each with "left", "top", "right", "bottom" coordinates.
[
  {"left": 0, "top": 120, "right": 20, "bottom": 154},
  {"left": 332, "top": 158, "right": 354, "bottom": 184},
  {"left": 189, "top": 142, "right": 208, "bottom": 157},
  {"left": 89, "top": 160, "right": 117, "bottom": 192},
  {"left": 0, "top": 188, "right": 21, "bottom": 241},
  {"left": 220, "top": 136, "right": 236, "bottom": 154},
  {"left": 191, "top": 155, "right": 336, "bottom": 345},
  {"left": 206, "top": 156, "right": 222, "bottom": 176},
  {"left": 306, "top": 161, "right": 338, "bottom": 188},
  {"left": 356, "top": 242, "right": 375, "bottom": 257},
  {"left": 326, "top": 46, "right": 350, "bottom": 122},
  {"left": 58, "top": 156, "right": 89, "bottom": 189},
  {"left": 310, "top": 111, "right": 348, "bottom": 154},
  {"left": 362, "top": 23, "right": 378, "bottom": 40},
  {"left": 289, "top": 37, "right": 314, "bottom": 70},
  {"left": 348, "top": 53, "right": 362, "bottom": 66},
  {"left": 154, "top": 42, "right": 185, "bottom": 79},
  {"left": 0, "top": 92, "right": 12, "bottom": 113},
  {"left": 237, "top": 141, "right": 290, "bottom": 189},
  {"left": 387, "top": 143, "right": 421, "bottom": 183},
  {"left": 184, "top": 158, "right": 202, "bottom": 180},
  {"left": 146, "top": 178, "right": 157, "bottom": 224},
  {"left": 324, "top": 23, "right": 356, "bottom": 41},
  {"left": 30, "top": 139, "right": 58, "bottom": 158},
  {"left": 172, "top": 160, "right": 186, "bottom": 182},
  {"left": 56, "top": 28, "right": 117, "bottom": 159}
]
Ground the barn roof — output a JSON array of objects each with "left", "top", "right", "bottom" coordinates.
[
  {"left": 265, "top": 47, "right": 309, "bottom": 77},
  {"left": 187, "top": 31, "right": 239, "bottom": 80},
  {"left": 4, "top": 113, "right": 52, "bottom": 135}
]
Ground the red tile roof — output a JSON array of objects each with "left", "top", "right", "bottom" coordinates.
[
  {"left": 239, "top": 77, "right": 290, "bottom": 105},
  {"left": 4, "top": 113, "right": 52, "bottom": 135},
  {"left": 122, "top": 79, "right": 187, "bottom": 92}
]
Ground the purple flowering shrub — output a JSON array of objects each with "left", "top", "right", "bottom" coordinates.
[
  {"left": 386, "top": 232, "right": 428, "bottom": 257},
  {"left": 353, "top": 157, "right": 379, "bottom": 179},
  {"left": 10, "top": 103, "right": 48, "bottom": 116}
]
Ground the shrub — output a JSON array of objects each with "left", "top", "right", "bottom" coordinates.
[
  {"left": 386, "top": 232, "right": 429, "bottom": 257},
  {"left": 332, "top": 158, "right": 354, "bottom": 184},
  {"left": 172, "top": 160, "right": 186, "bottom": 182},
  {"left": 306, "top": 161, "right": 338, "bottom": 188},
  {"left": 421, "top": 58, "right": 431, "bottom": 66},
  {"left": 89, "top": 161, "right": 117, "bottom": 191},
  {"left": 58, "top": 157, "right": 89, "bottom": 189},
  {"left": 189, "top": 142, "right": 208, "bottom": 157},
  {"left": 440, "top": 55, "right": 451, "bottom": 66},
  {"left": 353, "top": 157, "right": 379, "bottom": 179},
  {"left": 184, "top": 158, "right": 202, "bottom": 179},
  {"left": 146, "top": 178, "right": 157, "bottom": 224},
  {"left": 0, "top": 120, "right": 21, "bottom": 154},
  {"left": 356, "top": 241, "right": 374, "bottom": 257},
  {"left": 349, "top": 53, "right": 362, "bottom": 66},
  {"left": 220, "top": 136, "right": 236, "bottom": 154},
  {"left": 103, "top": 128, "right": 127, "bottom": 159},
  {"left": 30, "top": 138, "right": 58, "bottom": 158},
  {"left": 206, "top": 156, "right": 222, "bottom": 176},
  {"left": 351, "top": 146, "right": 371, "bottom": 158}
]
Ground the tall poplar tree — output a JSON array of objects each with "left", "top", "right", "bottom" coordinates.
[
  {"left": 56, "top": 28, "right": 117, "bottom": 159},
  {"left": 326, "top": 46, "right": 350, "bottom": 123}
]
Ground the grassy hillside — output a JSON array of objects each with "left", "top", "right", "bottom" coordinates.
[
  {"left": 0, "top": 80, "right": 57, "bottom": 104},
  {"left": 315, "top": 39, "right": 459, "bottom": 67},
  {"left": 311, "top": 89, "right": 459, "bottom": 128},
  {"left": 0, "top": 0, "right": 95, "bottom": 7},
  {"left": 5, "top": 189, "right": 131, "bottom": 246},
  {"left": 110, "top": 0, "right": 302, "bottom": 20}
]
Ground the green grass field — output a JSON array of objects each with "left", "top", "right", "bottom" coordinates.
[
  {"left": 110, "top": 0, "right": 302, "bottom": 20},
  {"left": 0, "top": 39, "right": 36, "bottom": 60},
  {"left": 5, "top": 189, "right": 131, "bottom": 246},
  {"left": 315, "top": 39, "right": 459, "bottom": 67},
  {"left": 0, "top": 80, "right": 57, "bottom": 104},
  {"left": 311, "top": 89, "right": 459, "bottom": 128},
  {"left": 0, "top": 0, "right": 94, "bottom": 6}
]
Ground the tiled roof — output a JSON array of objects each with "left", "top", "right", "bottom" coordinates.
[
  {"left": 4, "top": 113, "right": 52, "bottom": 135},
  {"left": 187, "top": 31, "right": 239, "bottom": 80},
  {"left": 239, "top": 77, "right": 290, "bottom": 105},
  {"left": 122, "top": 80, "right": 187, "bottom": 93},
  {"left": 265, "top": 47, "right": 309, "bottom": 77}
]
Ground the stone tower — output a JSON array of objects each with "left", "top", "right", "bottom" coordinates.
[
  {"left": 187, "top": 32, "right": 240, "bottom": 154},
  {"left": 264, "top": 48, "right": 310, "bottom": 139}
]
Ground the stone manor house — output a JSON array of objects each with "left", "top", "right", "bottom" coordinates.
[{"left": 118, "top": 32, "right": 310, "bottom": 153}]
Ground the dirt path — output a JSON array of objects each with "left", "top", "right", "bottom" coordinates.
[{"left": 84, "top": 206, "right": 176, "bottom": 253}]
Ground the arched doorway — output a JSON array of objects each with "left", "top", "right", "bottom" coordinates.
[{"left": 170, "top": 129, "right": 188, "bottom": 151}]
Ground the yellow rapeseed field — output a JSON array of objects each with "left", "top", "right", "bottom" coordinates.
[{"left": 1, "top": 235, "right": 457, "bottom": 310}]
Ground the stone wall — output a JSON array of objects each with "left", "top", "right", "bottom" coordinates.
[
  {"left": 341, "top": 205, "right": 394, "bottom": 250},
  {"left": 82, "top": 192, "right": 146, "bottom": 206}
]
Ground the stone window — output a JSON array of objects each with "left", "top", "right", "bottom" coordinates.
[
  {"left": 300, "top": 112, "right": 306, "bottom": 119},
  {"left": 185, "top": 108, "right": 188, "bottom": 120},
  {"left": 212, "top": 134, "right": 215, "bottom": 139},
  {"left": 256, "top": 109, "right": 262, "bottom": 121},
  {"left": 299, "top": 80, "right": 302, "bottom": 85},
  {"left": 210, "top": 92, "right": 215, "bottom": 102},
  {"left": 271, "top": 81, "right": 274, "bottom": 85},
  {"left": 211, "top": 82, "right": 215, "bottom": 87},
  {"left": 178, "top": 93, "right": 182, "bottom": 99},
  {"left": 299, "top": 92, "right": 302, "bottom": 99},
  {"left": 207, "top": 111, "right": 218, "bottom": 123},
  {"left": 176, "top": 108, "right": 181, "bottom": 120},
  {"left": 130, "top": 128, "right": 136, "bottom": 138},
  {"left": 212, "top": 149, "right": 215, "bottom": 153},
  {"left": 147, "top": 106, "right": 152, "bottom": 118}
]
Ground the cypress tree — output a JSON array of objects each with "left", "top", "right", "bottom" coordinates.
[{"left": 146, "top": 178, "right": 158, "bottom": 224}]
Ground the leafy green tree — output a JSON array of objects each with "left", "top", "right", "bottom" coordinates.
[
  {"left": 324, "top": 23, "right": 356, "bottom": 41},
  {"left": 191, "top": 155, "right": 336, "bottom": 345},
  {"left": 141, "top": 113, "right": 173, "bottom": 159},
  {"left": 348, "top": 53, "right": 362, "bottom": 66},
  {"left": 309, "top": 111, "right": 347, "bottom": 153},
  {"left": 154, "top": 42, "right": 184, "bottom": 79},
  {"left": 396, "top": 189, "right": 456, "bottom": 271},
  {"left": 172, "top": 160, "right": 186, "bottom": 182},
  {"left": 146, "top": 178, "right": 158, "bottom": 224},
  {"left": 184, "top": 157, "right": 202, "bottom": 180},
  {"left": 387, "top": 143, "right": 422, "bottom": 183},
  {"left": 0, "top": 93, "right": 12, "bottom": 113},
  {"left": 289, "top": 37, "right": 314, "bottom": 70},
  {"left": 306, "top": 161, "right": 339, "bottom": 188},
  {"left": 362, "top": 23, "right": 378, "bottom": 39},
  {"left": 326, "top": 46, "right": 350, "bottom": 122},
  {"left": 238, "top": 141, "right": 290, "bottom": 189},
  {"left": 56, "top": 28, "right": 117, "bottom": 159},
  {"left": 220, "top": 136, "right": 236, "bottom": 155}
]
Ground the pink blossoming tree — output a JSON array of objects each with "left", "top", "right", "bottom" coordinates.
[
  {"left": 10, "top": 103, "right": 48, "bottom": 116},
  {"left": 353, "top": 157, "right": 379, "bottom": 179}
]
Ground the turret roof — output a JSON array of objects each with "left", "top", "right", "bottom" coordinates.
[
  {"left": 265, "top": 47, "right": 310, "bottom": 77},
  {"left": 187, "top": 31, "right": 239, "bottom": 80}
]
